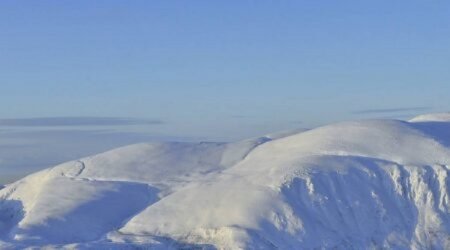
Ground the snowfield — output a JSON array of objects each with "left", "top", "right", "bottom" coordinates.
[{"left": 0, "top": 114, "right": 449, "bottom": 249}]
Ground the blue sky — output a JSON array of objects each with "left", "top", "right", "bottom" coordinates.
[
  {"left": 2, "top": 1, "right": 450, "bottom": 136},
  {"left": 1, "top": 1, "right": 450, "bottom": 180}
]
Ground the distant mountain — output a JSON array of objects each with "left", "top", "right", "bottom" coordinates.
[{"left": 1, "top": 114, "right": 449, "bottom": 249}]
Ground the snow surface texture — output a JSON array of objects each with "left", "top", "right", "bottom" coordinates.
[{"left": 0, "top": 114, "right": 449, "bottom": 249}]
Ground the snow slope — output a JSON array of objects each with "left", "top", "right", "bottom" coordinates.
[{"left": 0, "top": 114, "right": 449, "bottom": 249}]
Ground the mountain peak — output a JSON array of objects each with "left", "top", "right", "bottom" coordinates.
[{"left": 1, "top": 116, "right": 449, "bottom": 249}]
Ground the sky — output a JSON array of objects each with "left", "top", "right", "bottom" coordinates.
[{"left": 1, "top": 1, "right": 450, "bottom": 181}]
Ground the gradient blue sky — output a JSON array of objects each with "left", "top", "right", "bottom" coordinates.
[{"left": 1, "top": 0, "right": 450, "bottom": 141}]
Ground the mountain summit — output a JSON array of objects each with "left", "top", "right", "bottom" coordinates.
[{"left": 1, "top": 114, "right": 449, "bottom": 249}]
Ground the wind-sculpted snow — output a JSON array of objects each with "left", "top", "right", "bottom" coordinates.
[{"left": 0, "top": 114, "right": 449, "bottom": 249}]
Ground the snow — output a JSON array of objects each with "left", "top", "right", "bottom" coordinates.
[
  {"left": 410, "top": 112, "right": 450, "bottom": 122},
  {"left": 0, "top": 114, "right": 449, "bottom": 249}
]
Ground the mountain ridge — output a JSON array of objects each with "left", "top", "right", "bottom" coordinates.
[{"left": 0, "top": 113, "right": 449, "bottom": 249}]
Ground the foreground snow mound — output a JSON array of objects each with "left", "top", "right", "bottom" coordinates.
[{"left": 1, "top": 117, "right": 449, "bottom": 249}]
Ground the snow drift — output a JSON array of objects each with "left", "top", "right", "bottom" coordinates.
[{"left": 0, "top": 114, "right": 449, "bottom": 249}]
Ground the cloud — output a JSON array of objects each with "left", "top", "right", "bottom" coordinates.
[
  {"left": 0, "top": 117, "right": 164, "bottom": 127},
  {"left": 352, "top": 107, "right": 432, "bottom": 115}
]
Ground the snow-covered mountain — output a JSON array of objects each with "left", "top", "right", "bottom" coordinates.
[{"left": 0, "top": 114, "right": 449, "bottom": 249}]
